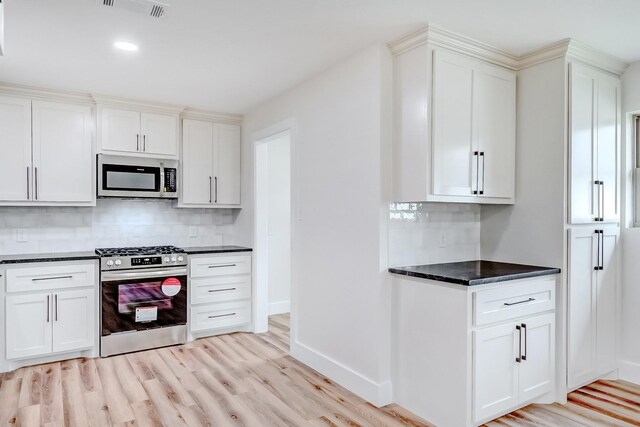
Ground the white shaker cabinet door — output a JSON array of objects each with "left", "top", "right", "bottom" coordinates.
[
  {"left": 182, "top": 119, "right": 215, "bottom": 205},
  {"left": 473, "top": 321, "right": 519, "bottom": 422},
  {"left": 567, "top": 227, "right": 598, "bottom": 389},
  {"left": 52, "top": 289, "right": 95, "bottom": 353},
  {"left": 6, "top": 292, "right": 52, "bottom": 360},
  {"left": 213, "top": 123, "right": 241, "bottom": 205},
  {"left": 0, "top": 96, "right": 32, "bottom": 201},
  {"left": 518, "top": 313, "right": 555, "bottom": 403},
  {"left": 140, "top": 112, "right": 178, "bottom": 157},
  {"left": 596, "top": 76, "right": 620, "bottom": 223},
  {"left": 431, "top": 49, "right": 476, "bottom": 197},
  {"left": 100, "top": 107, "right": 140, "bottom": 153},
  {"left": 475, "top": 62, "right": 516, "bottom": 200},
  {"left": 32, "top": 101, "right": 94, "bottom": 203},
  {"left": 596, "top": 227, "right": 619, "bottom": 375}
]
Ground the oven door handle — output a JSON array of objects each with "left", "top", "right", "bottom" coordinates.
[{"left": 101, "top": 268, "right": 187, "bottom": 281}]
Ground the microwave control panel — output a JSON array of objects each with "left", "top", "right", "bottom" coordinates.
[{"left": 164, "top": 168, "right": 177, "bottom": 193}]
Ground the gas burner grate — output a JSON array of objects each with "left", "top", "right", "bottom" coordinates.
[{"left": 95, "top": 245, "right": 185, "bottom": 257}]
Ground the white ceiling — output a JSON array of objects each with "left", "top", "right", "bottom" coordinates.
[{"left": 1, "top": 0, "right": 639, "bottom": 113}]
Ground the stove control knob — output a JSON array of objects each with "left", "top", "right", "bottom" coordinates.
[
  {"left": 171, "top": 256, "right": 177, "bottom": 263},
  {"left": 114, "top": 259, "right": 122, "bottom": 266},
  {"left": 177, "top": 255, "right": 184, "bottom": 262},
  {"left": 106, "top": 260, "right": 114, "bottom": 267},
  {"left": 164, "top": 257, "right": 170, "bottom": 263}
]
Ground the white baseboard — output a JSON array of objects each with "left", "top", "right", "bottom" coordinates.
[
  {"left": 268, "top": 300, "right": 291, "bottom": 315},
  {"left": 619, "top": 360, "right": 640, "bottom": 385},
  {"left": 290, "top": 340, "right": 392, "bottom": 407}
]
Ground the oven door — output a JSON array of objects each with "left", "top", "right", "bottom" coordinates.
[{"left": 101, "top": 267, "right": 187, "bottom": 337}]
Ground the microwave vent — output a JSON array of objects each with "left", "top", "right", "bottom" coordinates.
[{"left": 98, "top": 0, "right": 169, "bottom": 19}]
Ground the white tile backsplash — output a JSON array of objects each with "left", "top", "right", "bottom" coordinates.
[
  {"left": 0, "top": 199, "right": 237, "bottom": 255},
  {"left": 388, "top": 202, "right": 481, "bottom": 267}
]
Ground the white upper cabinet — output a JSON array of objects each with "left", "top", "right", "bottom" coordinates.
[
  {"left": 569, "top": 62, "right": 620, "bottom": 224},
  {"left": 0, "top": 96, "right": 31, "bottom": 202},
  {"left": 0, "top": 97, "right": 94, "bottom": 206},
  {"left": 181, "top": 119, "right": 241, "bottom": 208},
  {"left": 99, "top": 107, "right": 178, "bottom": 158},
  {"left": 32, "top": 101, "right": 93, "bottom": 203},
  {"left": 393, "top": 43, "right": 516, "bottom": 204}
]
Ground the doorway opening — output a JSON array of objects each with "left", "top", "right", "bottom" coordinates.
[{"left": 255, "top": 129, "right": 292, "bottom": 341}]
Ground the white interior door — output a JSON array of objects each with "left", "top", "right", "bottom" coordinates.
[
  {"left": 475, "top": 62, "right": 516, "bottom": 199},
  {"left": 568, "top": 227, "right": 598, "bottom": 389},
  {"left": 518, "top": 313, "right": 555, "bottom": 403},
  {"left": 473, "top": 322, "right": 519, "bottom": 422},
  {"left": 596, "top": 226, "right": 619, "bottom": 375},
  {"left": 140, "top": 112, "right": 178, "bottom": 157},
  {"left": 32, "top": 101, "right": 93, "bottom": 202},
  {"left": 214, "top": 123, "right": 241, "bottom": 205},
  {"left": 569, "top": 63, "right": 598, "bottom": 224},
  {"left": 596, "top": 75, "right": 620, "bottom": 223},
  {"left": 6, "top": 292, "right": 52, "bottom": 360},
  {"left": 100, "top": 108, "right": 140, "bottom": 153},
  {"left": 0, "top": 96, "right": 32, "bottom": 201},
  {"left": 182, "top": 119, "right": 214, "bottom": 204},
  {"left": 432, "top": 49, "right": 476, "bottom": 197},
  {"left": 52, "top": 289, "right": 95, "bottom": 353}
]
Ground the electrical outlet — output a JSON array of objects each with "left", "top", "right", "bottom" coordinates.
[
  {"left": 15, "top": 229, "right": 28, "bottom": 242},
  {"left": 439, "top": 231, "right": 446, "bottom": 248},
  {"left": 189, "top": 226, "right": 198, "bottom": 237}
]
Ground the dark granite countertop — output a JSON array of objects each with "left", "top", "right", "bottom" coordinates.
[
  {"left": 389, "top": 260, "right": 560, "bottom": 286},
  {"left": 181, "top": 245, "right": 253, "bottom": 255},
  {"left": 0, "top": 251, "right": 100, "bottom": 265}
]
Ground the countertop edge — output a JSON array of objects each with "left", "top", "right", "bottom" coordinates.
[
  {"left": 182, "top": 247, "right": 253, "bottom": 254},
  {"left": 0, "top": 255, "right": 100, "bottom": 265},
  {"left": 388, "top": 267, "right": 561, "bottom": 286}
]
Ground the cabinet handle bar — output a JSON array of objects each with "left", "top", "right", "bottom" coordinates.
[{"left": 504, "top": 297, "right": 535, "bottom": 306}]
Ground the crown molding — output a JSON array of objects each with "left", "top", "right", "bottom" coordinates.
[
  {"left": 0, "top": 82, "right": 95, "bottom": 105},
  {"left": 91, "top": 94, "right": 186, "bottom": 115},
  {"left": 518, "top": 38, "right": 627, "bottom": 75},
  {"left": 388, "top": 24, "right": 628, "bottom": 76},
  {"left": 388, "top": 24, "right": 520, "bottom": 70},
  {"left": 181, "top": 108, "right": 243, "bottom": 125}
]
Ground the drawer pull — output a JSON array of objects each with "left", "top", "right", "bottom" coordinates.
[
  {"left": 504, "top": 297, "right": 535, "bottom": 306},
  {"left": 208, "top": 312, "right": 236, "bottom": 319},
  {"left": 208, "top": 264, "right": 237, "bottom": 269},
  {"left": 31, "top": 275, "right": 73, "bottom": 282},
  {"left": 208, "top": 288, "right": 236, "bottom": 293}
]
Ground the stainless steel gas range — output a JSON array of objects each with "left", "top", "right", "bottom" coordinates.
[{"left": 96, "top": 246, "right": 188, "bottom": 357}]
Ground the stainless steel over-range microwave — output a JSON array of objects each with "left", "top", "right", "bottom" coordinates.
[{"left": 97, "top": 154, "right": 178, "bottom": 199}]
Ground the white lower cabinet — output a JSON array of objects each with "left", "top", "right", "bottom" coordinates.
[
  {"left": 474, "top": 314, "right": 554, "bottom": 422},
  {"left": 3, "top": 262, "right": 97, "bottom": 363},
  {"left": 188, "top": 252, "right": 252, "bottom": 337},
  {"left": 394, "top": 275, "right": 557, "bottom": 427}
]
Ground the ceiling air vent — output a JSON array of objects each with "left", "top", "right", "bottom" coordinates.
[{"left": 98, "top": 0, "right": 169, "bottom": 19}]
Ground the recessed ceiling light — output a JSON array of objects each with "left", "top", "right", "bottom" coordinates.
[{"left": 114, "top": 41, "right": 139, "bottom": 52}]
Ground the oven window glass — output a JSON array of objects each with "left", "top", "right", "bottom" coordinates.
[
  {"left": 103, "top": 164, "right": 160, "bottom": 192},
  {"left": 102, "top": 275, "right": 187, "bottom": 335},
  {"left": 118, "top": 282, "right": 173, "bottom": 313}
]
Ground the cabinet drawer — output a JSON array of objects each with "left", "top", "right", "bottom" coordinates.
[
  {"left": 190, "top": 255, "right": 251, "bottom": 278},
  {"left": 474, "top": 279, "right": 555, "bottom": 326},
  {"left": 191, "top": 275, "right": 251, "bottom": 305},
  {"left": 190, "top": 300, "right": 251, "bottom": 332},
  {"left": 6, "top": 263, "right": 96, "bottom": 293}
]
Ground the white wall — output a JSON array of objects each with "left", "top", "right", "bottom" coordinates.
[
  {"left": 619, "top": 61, "right": 640, "bottom": 382},
  {"left": 0, "top": 199, "right": 236, "bottom": 254},
  {"left": 266, "top": 134, "right": 291, "bottom": 314},
  {"left": 237, "top": 43, "right": 393, "bottom": 406}
]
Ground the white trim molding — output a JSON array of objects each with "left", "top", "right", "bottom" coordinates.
[
  {"left": 290, "top": 340, "right": 393, "bottom": 407},
  {"left": 268, "top": 300, "right": 291, "bottom": 315},
  {"left": 91, "top": 93, "right": 186, "bottom": 115},
  {"left": 181, "top": 108, "right": 243, "bottom": 125},
  {"left": 619, "top": 360, "right": 640, "bottom": 385},
  {"left": 388, "top": 24, "right": 629, "bottom": 76},
  {"left": 0, "top": 82, "right": 95, "bottom": 105}
]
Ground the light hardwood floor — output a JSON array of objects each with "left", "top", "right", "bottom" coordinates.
[{"left": 1, "top": 314, "right": 639, "bottom": 426}]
